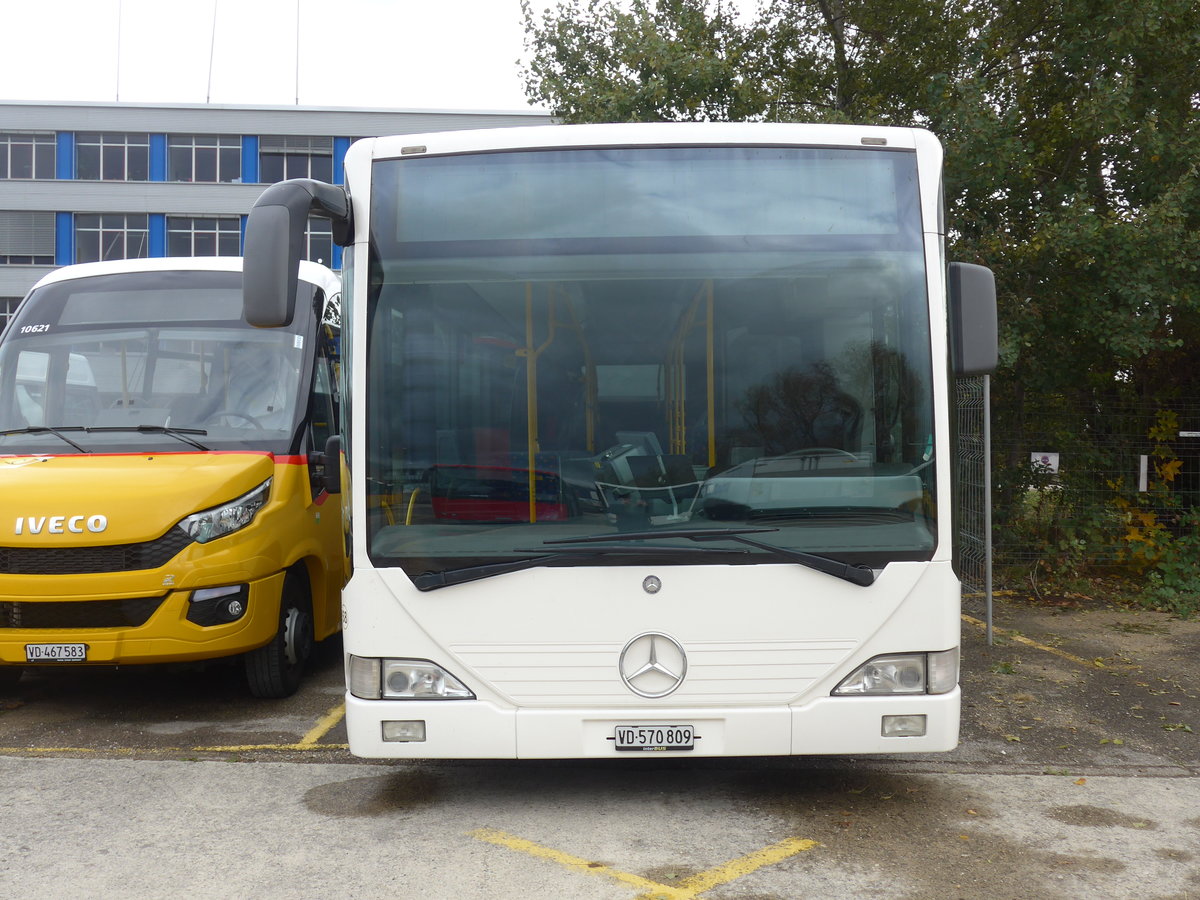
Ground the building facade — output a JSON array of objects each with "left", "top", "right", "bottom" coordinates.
[{"left": 0, "top": 100, "right": 551, "bottom": 330}]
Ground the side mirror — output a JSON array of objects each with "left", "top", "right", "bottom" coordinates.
[
  {"left": 319, "top": 434, "right": 343, "bottom": 495},
  {"left": 243, "top": 179, "right": 352, "bottom": 328},
  {"left": 948, "top": 262, "right": 998, "bottom": 376}
]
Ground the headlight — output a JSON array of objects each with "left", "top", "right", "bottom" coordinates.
[
  {"left": 833, "top": 649, "right": 958, "bottom": 696},
  {"left": 179, "top": 478, "right": 271, "bottom": 543},
  {"left": 347, "top": 655, "right": 474, "bottom": 700}
]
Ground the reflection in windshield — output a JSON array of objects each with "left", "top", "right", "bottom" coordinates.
[{"left": 364, "top": 145, "right": 936, "bottom": 577}]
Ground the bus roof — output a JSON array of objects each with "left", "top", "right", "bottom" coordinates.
[
  {"left": 28, "top": 257, "right": 340, "bottom": 299},
  {"left": 352, "top": 121, "right": 940, "bottom": 168}
]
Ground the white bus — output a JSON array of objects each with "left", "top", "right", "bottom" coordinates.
[{"left": 242, "top": 123, "right": 996, "bottom": 758}]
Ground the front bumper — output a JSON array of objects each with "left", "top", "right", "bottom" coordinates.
[
  {"left": 344, "top": 688, "right": 961, "bottom": 759},
  {"left": 0, "top": 571, "right": 285, "bottom": 666}
]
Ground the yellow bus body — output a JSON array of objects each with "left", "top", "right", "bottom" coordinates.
[{"left": 0, "top": 450, "right": 346, "bottom": 666}]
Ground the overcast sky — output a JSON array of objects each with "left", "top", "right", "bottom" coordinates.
[{"left": 0, "top": 0, "right": 549, "bottom": 111}]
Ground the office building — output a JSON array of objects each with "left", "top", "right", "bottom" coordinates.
[{"left": 0, "top": 100, "right": 550, "bottom": 329}]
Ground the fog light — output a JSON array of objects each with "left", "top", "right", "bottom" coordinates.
[
  {"left": 382, "top": 720, "right": 426, "bottom": 742},
  {"left": 882, "top": 714, "right": 927, "bottom": 737},
  {"left": 186, "top": 584, "right": 249, "bottom": 626}
]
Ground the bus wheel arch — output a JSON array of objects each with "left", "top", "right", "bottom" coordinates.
[
  {"left": 296, "top": 552, "right": 341, "bottom": 640},
  {"left": 244, "top": 564, "right": 314, "bottom": 698}
]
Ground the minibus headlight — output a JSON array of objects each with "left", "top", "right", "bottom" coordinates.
[
  {"left": 833, "top": 649, "right": 958, "bottom": 696},
  {"left": 179, "top": 479, "right": 271, "bottom": 543},
  {"left": 348, "top": 655, "right": 474, "bottom": 700}
]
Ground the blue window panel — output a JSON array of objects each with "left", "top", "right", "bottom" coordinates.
[
  {"left": 331, "top": 138, "right": 351, "bottom": 269},
  {"left": 149, "top": 135, "right": 167, "bottom": 182},
  {"left": 56, "top": 134, "right": 74, "bottom": 180},
  {"left": 333, "top": 137, "right": 352, "bottom": 185},
  {"left": 148, "top": 214, "right": 166, "bottom": 257},
  {"left": 55, "top": 212, "right": 73, "bottom": 265},
  {"left": 242, "top": 136, "right": 259, "bottom": 184}
]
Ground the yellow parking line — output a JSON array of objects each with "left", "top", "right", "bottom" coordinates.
[
  {"left": 1, "top": 706, "right": 349, "bottom": 757},
  {"left": 0, "top": 743, "right": 350, "bottom": 756},
  {"left": 962, "top": 613, "right": 1104, "bottom": 669},
  {"left": 670, "top": 836, "right": 819, "bottom": 897},
  {"left": 471, "top": 828, "right": 686, "bottom": 898},
  {"left": 470, "top": 827, "right": 818, "bottom": 900},
  {"left": 0, "top": 743, "right": 349, "bottom": 755},
  {"left": 298, "top": 702, "right": 346, "bottom": 746},
  {"left": 190, "top": 742, "right": 350, "bottom": 752}
]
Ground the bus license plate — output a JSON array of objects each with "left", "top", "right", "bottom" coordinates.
[
  {"left": 614, "top": 725, "right": 694, "bottom": 751},
  {"left": 25, "top": 643, "right": 88, "bottom": 663}
]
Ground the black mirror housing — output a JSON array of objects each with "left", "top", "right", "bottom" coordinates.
[
  {"left": 243, "top": 179, "right": 352, "bottom": 328},
  {"left": 948, "top": 262, "right": 998, "bottom": 376},
  {"left": 321, "top": 434, "right": 343, "bottom": 495}
]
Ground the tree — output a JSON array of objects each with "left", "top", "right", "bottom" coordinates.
[
  {"left": 521, "top": 0, "right": 763, "bottom": 121},
  {"left": 522, "top": 0, "right": 1200, "bottom": 399}
]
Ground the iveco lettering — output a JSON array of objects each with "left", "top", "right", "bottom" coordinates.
[
  {"left": 244, "top": 122, "right": 997, "bottom": 756},
  {"left": 14, "top": 515, "right": 108, "bottom": 535},
  {"left": 0, "top": 257, "right": 349, "bottom": 698}
]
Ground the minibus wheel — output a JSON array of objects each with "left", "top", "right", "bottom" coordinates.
[{"left": 245, "top": 568, "right": 314, "bottom": 698}]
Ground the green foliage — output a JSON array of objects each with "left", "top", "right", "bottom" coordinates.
[
  {"left": 1141, "top": 511, "right": 1200, "bottom": 618},
  {"left": 522, "top": 0, "right": 1200, "bottom": 400},
  {"left": 521, "top": 0, "right": 764, "bottom": 122}
]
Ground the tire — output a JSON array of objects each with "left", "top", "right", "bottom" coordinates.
[{"left": 244, "top": 569, "right": 315, "bottom": 699}]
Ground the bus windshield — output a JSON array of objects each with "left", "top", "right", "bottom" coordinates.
[
  {"left": 0, "top": 269, "right": 314, "bottom": 454},
  {"left": 365, "top": 145, "right": 935, "bottom": 576}
]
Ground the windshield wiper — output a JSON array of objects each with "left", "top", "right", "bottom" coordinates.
[
  {"left": 413, "top": 554, "right": 565, "bottom": 590},
  {"left": 412, "top": 544, "right": 748, "bottom": 592},
  {"left": 1, "top": 424, "right": 212, "bottom": 452},
  {"left": 85, "top": 424, "right": 211, "bottom": 451},
  {"left": 543, "top": 527, "right": 876, "bottom": 587},
  {"left": 0, "top": 426, "right": 91, "bottom": 453}
]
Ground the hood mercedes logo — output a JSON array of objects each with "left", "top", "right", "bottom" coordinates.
[{"left": 619, "top": 631, "right": 687, "bottom": 698}]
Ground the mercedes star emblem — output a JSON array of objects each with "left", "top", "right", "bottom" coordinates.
[{"left": 619, "top": 631, "right": 687, "bottom": 698}]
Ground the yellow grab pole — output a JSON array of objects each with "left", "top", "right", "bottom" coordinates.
[
  {"left": 706, "top": 282, "right": 716, "bottom": 469},
  {"left": 523, "top": 284, "right": 539, "bottom": 523}
]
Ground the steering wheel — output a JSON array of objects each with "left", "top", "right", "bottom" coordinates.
[{"left": 203, "top": 410, "right": 264, "bottom": 429}]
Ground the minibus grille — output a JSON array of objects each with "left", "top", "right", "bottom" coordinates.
[
  {"left": 0, "top": 529, "right": 194, "bottom": 575},
  {"left": 1, "top": 596, "right": 164, "bottom": 629}
]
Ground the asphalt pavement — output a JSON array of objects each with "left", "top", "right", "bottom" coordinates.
[{"left": 1, "top": 593, "right": 1197, "bottom": 899}]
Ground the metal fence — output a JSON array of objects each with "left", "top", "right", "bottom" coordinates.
[
  {"left": 989, "top": 397, "right": 1200, "bottom": 571},
  {"left": 955, "top": 376, "right": 991, "bottom": 595}
]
